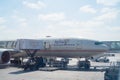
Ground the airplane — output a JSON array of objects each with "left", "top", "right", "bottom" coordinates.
[{"left": 0, "top": 38, "right": 108, "bottom": 70}]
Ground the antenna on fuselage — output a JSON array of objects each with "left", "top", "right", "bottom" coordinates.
[{"left": 46, "top": 36, "right": 51, "bottom": 38}]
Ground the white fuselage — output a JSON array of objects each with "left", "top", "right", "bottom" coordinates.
[{"left": 12, "top": 38, "right": 108, "bottom": 58}]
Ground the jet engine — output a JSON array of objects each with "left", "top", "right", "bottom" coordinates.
[{"left": 0, "top": 50, "right": 10, "bottom": 64}]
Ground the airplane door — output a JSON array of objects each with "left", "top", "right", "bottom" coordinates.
[{"left": 44, "top": 42, "right": 50, "bottom": 50}]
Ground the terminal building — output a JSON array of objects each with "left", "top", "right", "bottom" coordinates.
[{"left": 102, "top": 41, "right": 120, "bottom": 52}]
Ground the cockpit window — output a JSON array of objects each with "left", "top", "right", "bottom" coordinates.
[{"left": 95, "top": 42, "right": 103, "bottom": 45}]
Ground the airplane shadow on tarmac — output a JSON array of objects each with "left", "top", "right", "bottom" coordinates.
[
  {"left": 9, "top": 67, "right": 105, "bottom": 74},
  {"left": 62, "top": 68, "right": 105, "bottom": 72},
  {"left": 9, "top": 70, "right": 38, "bottom": 74}
]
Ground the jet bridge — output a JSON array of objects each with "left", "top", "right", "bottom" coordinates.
[
  {"left": 103, "top": 41, "right": 120, "bottom": 53},
  {"left": 15, "top": 39, "right": 44, "bottom": 50},
  {"left": 14, "top": 39, "right": 45, "bottom": 58},
  {"left": 13, "top": 39, "right": 46, "bottom": 70}
]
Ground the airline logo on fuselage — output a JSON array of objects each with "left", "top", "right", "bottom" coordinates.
[{"left": 54, "top": 39, "right": 75, "bottom": 46}]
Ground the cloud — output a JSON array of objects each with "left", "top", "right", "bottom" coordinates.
[
  {"left": 101, "top": 7, "right": 116, "bottom": 13},
  {"left": 38, "top": 13, "right": 66, "bottom": 21},
  {"left": 97, "top": 0, "right": 120, "bottom": 6},
  {"left": 23, "top": 0, "right": 46, "bottom": 9},
  {"left": 12, "top": 15, "right": 28, "bottom": 27},
  {"left": 58, "top": 20, "right": 104, "bottom": 28},
  {"left": 94, "top": 7, "right": 120, "bottom": 22},
  {"left": 0, "top": 0, "right": 120, "bottom": 41},
  {"left": 0, "top": 15, "right": 29, "bottom": 40},
  {"left": 0, "top": 17, "right": 6, "bottom": 33},
  {"left": 79, "top": 5, "right": 96, "bottom": 14},
  {"left": 43, "top": 19, "right": 105, "bottom": 38},
  {"left": 0, "top": 17, "right": 6, "bottom": 24},
  {"left": 0, "top": 26, "right": 6, "bottom": 30},
  {"left": 94, "top": 8, "right": 119, "bottom": 21},
  {"left": 107, "top": 26, "right": 120, "bottom": 31}
]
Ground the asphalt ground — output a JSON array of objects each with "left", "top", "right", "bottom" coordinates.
[
  {"left": 0, "top": 53, "right": 120, "bottom": 80},
  {"left": 0, "top": 67, "right": 104, "bottom": 80}
]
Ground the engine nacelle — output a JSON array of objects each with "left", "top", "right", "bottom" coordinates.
[{"left": 0, "top": 50, "right": 10, "bottom": 64}]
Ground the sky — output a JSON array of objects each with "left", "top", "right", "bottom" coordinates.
[{"left": 0, "top": 0, "right": 120, "bottom": 41}]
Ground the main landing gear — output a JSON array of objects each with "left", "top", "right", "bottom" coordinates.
[
  {"left": 77, "top": 58, "right": 90, "bottom": 70},
  {"left": 23, "top": 49, "right": 46, "bottom": 71},
  {"left": 10, "top": 57, "right": 22, "bottom": 66},
  {"left": 47, "top": 58, "right": 69, "bottom": 69}
]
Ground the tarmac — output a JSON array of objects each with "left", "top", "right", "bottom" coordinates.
[
  {"left": 0, "top": 53, "right": 120, "bottom": 80},
  {"left": 0, "top": 67, "right": 105, "bottom": 80}
]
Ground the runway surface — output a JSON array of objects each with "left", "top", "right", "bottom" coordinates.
[
  {"left": 0, "top": 53, "right": 120, "bottom": 80},
  {"left": 0, "top": 67, "right": 104, "bottom": 80}
]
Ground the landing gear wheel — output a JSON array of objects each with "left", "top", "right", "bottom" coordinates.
[
  {"left": 77, "top": 58, "right": 90, "bottom": 70},
  {"left": 84, "top": 63, "right": 90, "bottom": 70}
]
